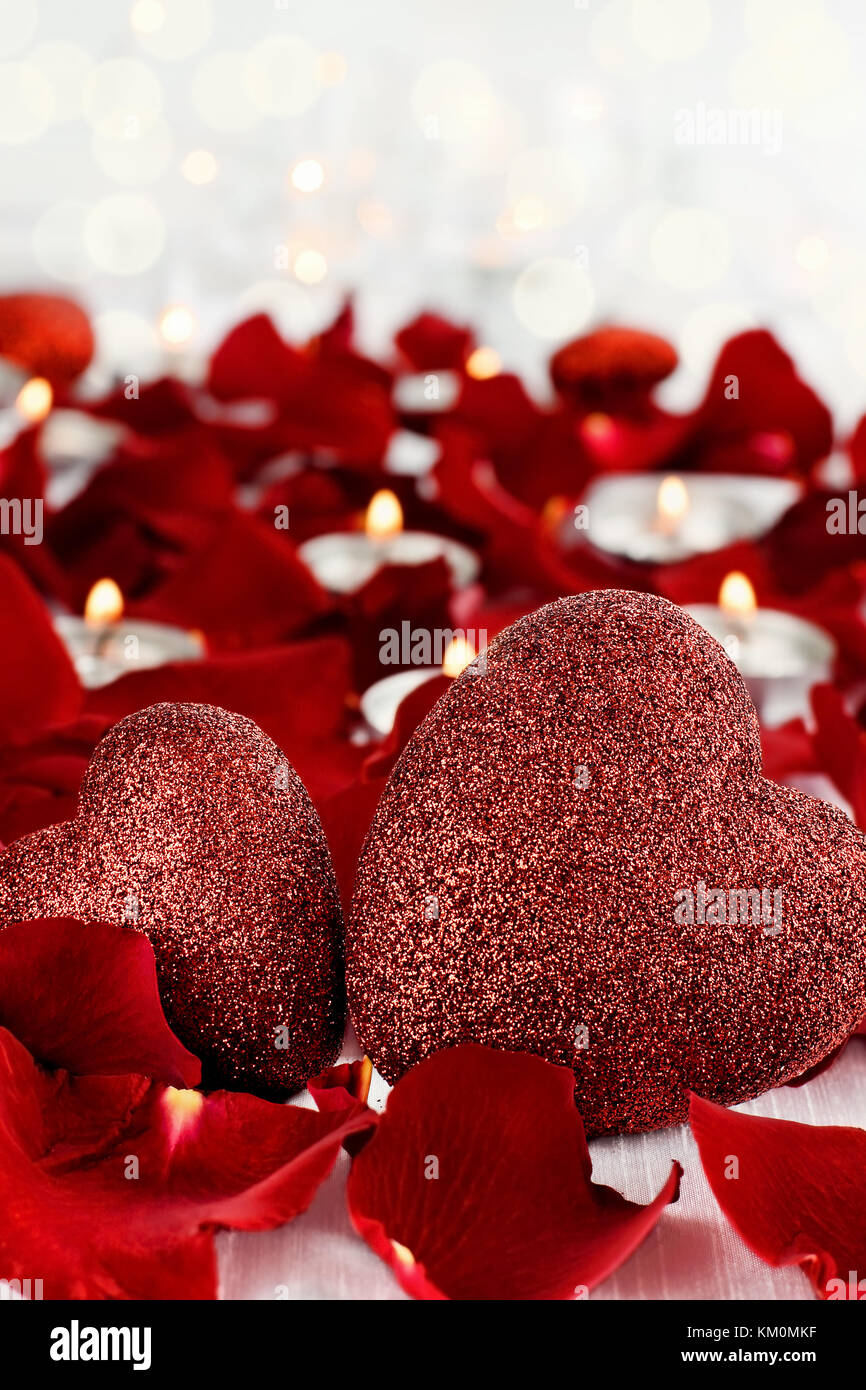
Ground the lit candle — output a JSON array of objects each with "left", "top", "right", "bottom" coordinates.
[
  {"left": 53, "top": 578, "right": 206, "bottom": 689},
  {"left": 0, "top": 375, "right": 54, "bottom": 446},
  {"left": 298, "top": 490, "right": 480, "bottom": 595},
  {"left": 360, "top": 634, "right": 477, "bottom": 737},
  {"left": 579, "top": 473, "right": 800, "bottom": 565},
  {"left": 686, "top": 572, "right": 835, "bottom": 726}
]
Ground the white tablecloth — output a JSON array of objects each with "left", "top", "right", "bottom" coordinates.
[{"left": 216, "top": 1034, "right": 865, "bottom": 1302}]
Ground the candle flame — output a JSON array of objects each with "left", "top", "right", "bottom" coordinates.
[
  {"left": 465, "top": 346, "right": 501, "bottom": 380},
  {"left": 84, "top": 577, "right": 124, "bottom": 625},
  {"left": 719, "top": 571, "right": 757, "bottom": 618},
  {"left": 16, "top": 376, "right": 53, "bottom": 423},
  {"left": 442, "top": 635, "right": 476, "bottom": 678},
  {"left": 159, "top": 304, "right": 196, "bottom": 348},
  {"left": 365, "top": 489, "right": 403, "bottom": 540},
  {"left": 390, "top": 1239, "right": 416, "bottom": 1268},
  {"left": 656, "top": 475, "right": 689, "bottom": 525},
  {"left": 163, "top": 1086, "right": 205, "bottom": 1146}
]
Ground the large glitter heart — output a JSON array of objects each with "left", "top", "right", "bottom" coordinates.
[
  {"left": 348, "top": 590, "right": 866, "bottom": 1134},
  {"left": 0, "top": 703, "right": 344, "bottom": 1095}
]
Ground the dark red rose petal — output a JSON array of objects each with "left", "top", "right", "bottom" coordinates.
[
  {"left": 87, "top": 376, "right": 198, "bottom": 436},
  {"left": 133, "top": 510, "right": 334, "bottom": 649},
  {"left": 0, "top": 555, "right": 81, "bottom": 745},
  {"left": 395, "top": 312, "right": 473, "bottom": 370},
  {"left": 0, "top": 1028, "right": 376, "bottom": 1299},
  {"left": 691, "top": 330, "right": 832, "bottom": 477},
  {"left": 208, "top": 314, "right": 394, "bottom": 465},
  {"left": 0, "top": 293, "right": 93, "bottom": 384},
  {"left": 347, "top": 1045, "right": 681, "bottom": 1300},
  {"left": 0, "top": 918, "right": 199, "bottom": 1086},
  {"left": 48, "top": 430, "right": 236, "bottom": 608},
  {"left": 84, "top": 637, "right": 352, "bottom": 759},
  {"left": 0, "top": 715, "right": 102, "bottom": 846},
  {"left": 810, "top": 684, "right": 866, "bottom": 826},
  {"left": 690, "top": 1093, "right": 866, "bottom": 1299},
  {"left": 759, "top": 718, "right": 817, "bottom": 784}
]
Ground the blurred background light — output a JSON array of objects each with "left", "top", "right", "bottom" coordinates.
[
  {"left": 132, "top": 0, "right": 212, "bottom": 60},
  {"left": 0, "top": 62, "right": 54, "bottom": 142},
  {"left": 82, "top": 58, "right": 162, "bottom": 138},
  {"left": 512, "top": 258, "right": 594, "bottom": 339},
  {"left": 84, "top": 193, "right": 166, "bottom": 275},
  {"left": 181, "top": 148, "right": 218, "bottom": 184},
  {"left": 243, "top": 35, "right": 321, "bottom": 117},
  {"left": 650, "top": 208, "right": 731, "bottom": 292},
  {"left": 191, "top": 51, "right": 260, "bottom": 131},
  {"left": 0, "top": 0, "right": 37, "bottom": 58}
]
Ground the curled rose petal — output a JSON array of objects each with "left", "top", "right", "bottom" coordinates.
[
  {"left": 308, "top": 1056, "right": 373, "bottom": 1113},
  {"left": 346, "top": 1045, "right": 681, "bottom": 1300},
  {"left": 0, "top": 1027, "right": 376, "bottom": 1299},
  {"left": 0, "top": 918, "right": 200, "bottom": 1087},
  {"left": 689, "top": 1093, "right": 866, "bottom": 1299}
]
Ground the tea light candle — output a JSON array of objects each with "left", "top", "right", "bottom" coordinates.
[
  {"left": 360, "top": 634, "right": 477, "bottom": 736},
  {"left": 298, "top": 490, "right": 480, "bottom": 595},
  {"left": 579, "top": 473, "right": 800, "bottom": 565},
  {"left": 53, "top": 578, "right": 206, "bottom": 689},
  {"left": 686, "top": 572, "right": 836, "bottom": 726}
]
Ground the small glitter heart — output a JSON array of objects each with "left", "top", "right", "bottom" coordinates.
[{"left": 0, "top": 702, "right": 344, "bottom": 1096}]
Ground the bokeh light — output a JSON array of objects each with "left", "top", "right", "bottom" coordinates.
[
  {"left": 84, "top": 194, "right": 166, "bottom": 275},
  {"left": 650, "top": 208, "right": 731, "bottom": 291},
  {"left": 512, "top": 258, "right": 594, "bottom": 340},
  {"left": 0, "top": 62, "right": 54, "bottom": 142},
  {"left": 181, "top": 148, "right": 218, "bottom": 184},
  {"left": 244, "top": 36, "right": 321, "bottom": 117}
]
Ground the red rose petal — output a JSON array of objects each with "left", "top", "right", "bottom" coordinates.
[
  {"left": 346, "top": 1045, "right": 681, "bottom": 1300},
  {"left": 133, "top": 510, "right": 333, "bottom": 649},
  {"left": 690, "top": 1093, "right": 866, "bottom": 1299},
  {"left": 0, "top": 715, "right": 103, "bottom": 846},
  {"left": 0, "top": 1028, "right": 376, "bottom": 1299},
  {"left": 308, "top": 1056, "right": 373, "bottom": 1113},
  {"left": 0, "top": 918, "right": 199, "bottom": 1087},
  {"left": 759, "top": 718, "right": 817, "bottom": 784},
  {"left": 209, "top": 314, "right": 394, "bottom": 464},
  {"left": 810, "top": 684, "right": 866, "bottom": 825},
  {"left": 395, "top": 312, "right": 473, "bottom": 370},
  {"left": 0, "top": 554, "right": 81, "bottom": 745},
  {"left": 692, "top": 330, "right": 832, "bottom": 476}
]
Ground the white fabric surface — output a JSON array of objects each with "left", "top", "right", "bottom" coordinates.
[{"left": 216, "top": 1035, "right": 865, "bottom": 1302}]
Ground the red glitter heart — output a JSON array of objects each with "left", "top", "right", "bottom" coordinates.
[
  {"left": 0, "top": 703, "right": 344, "bottom": 1096},
  {"left": 348, "top": 590, "right": 866, "bottom": 1134}
]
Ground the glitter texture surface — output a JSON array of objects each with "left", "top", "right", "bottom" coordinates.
[
  {"left": 0, "top": 703, "right": 344, "bottom": 1096},
  {"left": 348, "top": 590, "right": 866, "bottom": 1134}
]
